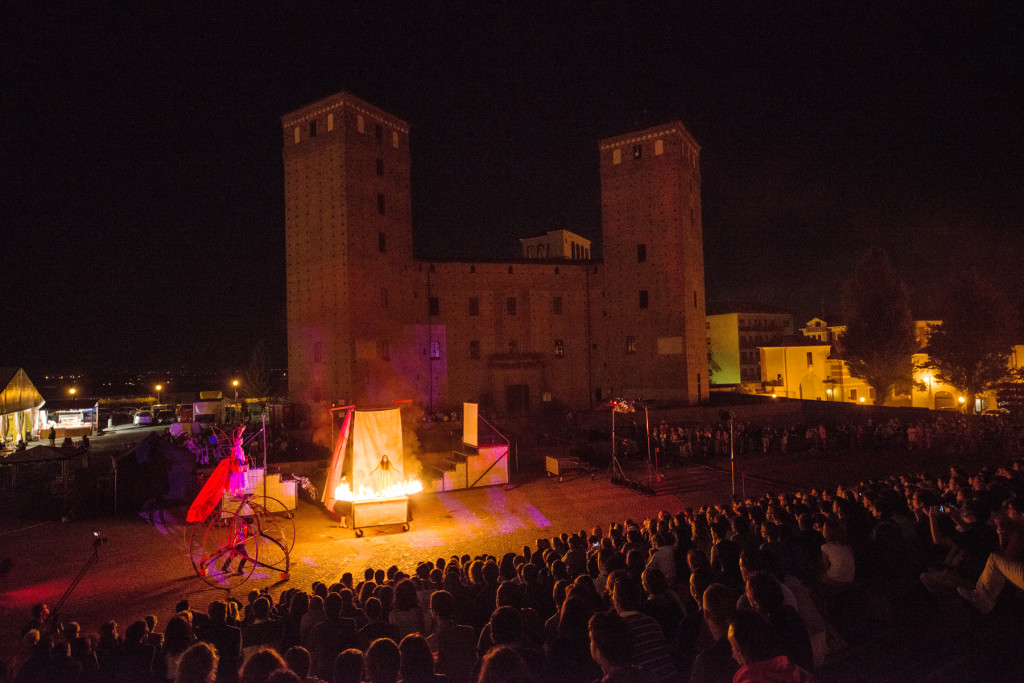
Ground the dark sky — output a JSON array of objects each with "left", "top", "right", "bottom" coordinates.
[{"left": 3, "top": 2, "right": 1022, "bottom": 376}]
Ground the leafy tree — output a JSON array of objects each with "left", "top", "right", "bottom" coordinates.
[
  {"left": 840, "top": 248, "right": 918, "bottom": 406},
  {"left": 923, "top": 273, "right": 1019, "bottom": 413},
  {"left": 243, "top": 339, "right": 277, "bottom": 406},
  {"left": 708, "top": 349, "right": 722, "bottom": 380}
]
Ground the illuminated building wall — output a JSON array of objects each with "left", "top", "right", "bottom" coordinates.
[
  {"left": 282, "top": 92, "right": 706, "bottom": 414},
  {"left": 707, "top": 308, "right": 795, "bottom": 385}
]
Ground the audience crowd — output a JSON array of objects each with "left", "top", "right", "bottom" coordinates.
[
  {"left": 648, "top": 412, "right": 1023, "bottom": 463},
  {"left": 6, "top": 450, "right": 1024, "bottom": 683}
]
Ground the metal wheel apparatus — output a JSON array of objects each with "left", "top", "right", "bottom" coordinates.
[{"left": 185, "top": 493, "right": 295, "bottom": 589}]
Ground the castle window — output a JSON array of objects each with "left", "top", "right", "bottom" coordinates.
[
  {"left": 554, "top": 339, "right": 564, "bottom": 358},
  {"left": 637, "top": 244, "right": 647, "bottom": 263},
  {"left": 309, "top": 120, "right": 317, "bottom": 137},
  {"left": 392, "top": 131, "right": 399, "bottom": 148},
  {"left": 430, "top": 341, "right": 440, "bottom": 359},
  {"left": 613, "top": 148, "right": 622, "bottom": 165},
  {"left": 293, "top": 126, "right": 301, "bottom": 144},
  {"left": 378, "top": 232, "right": 387, "bottom": 253},
  {"left": 633, "top": 144, "right": 642, "bottom": 160},
  {"left": 327, "top": 113, "right": 334, "bottom": 131},
  {"left": 380, "top": 287, "right": 388, "bottom": 309},
  {"left": 807, "top": 352, "right": 813, "bottom": 366},
  {"left": 376, "top": 158, "right": 383, "bottom": 176},
  {"left": 553, "top": 296, "right": 563, "bottom": 315},
  {"left": 626, "top": 336, "right": 636, "bottom": 354},
  {"left": 375, "top": 124, "right": 383, "bottom": 143},
  {"left": 377, "top": 193, "right": 385, "bottom": 214},
  {"left": 469, "top": 297, "right": 479, "bottom": 316},
  {"left": 639, "top": 290, "right": 649, "bottom": 309},
  {"left": 527, "top": 246, "right": 534, "bottom": 258},
  {"left": 507, "top": 297, "right": 517, "bottom": 315},
  {"left": 654, "top": 139, "right": 664, "bottom": 155},
  {"left": 357, "top": 115, "right": 365, "bottom": 133},
  {"left": 428, "top": 297, "right": 439, "bottom": 316},
  {"left": 470, "top": 341, "right": 481, "bottom": 360},
  {"left": 508, "top": 265, "right": 513, "bottom": 274}
]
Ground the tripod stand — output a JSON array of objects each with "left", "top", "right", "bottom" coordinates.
[
  {"left": 46, "top": 532, "right": 107, "bottom": 634},
  {"left": 642, "top": 404, "right": 663, "bottom": 489},
  {"left": 607, "top": 406, "right": 630, "bottom": 483}
]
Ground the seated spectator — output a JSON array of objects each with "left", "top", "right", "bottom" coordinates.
[
  {"left": 819, "top": 519, "right": 856, "bottom": 587},
  {"left": 175, "top": 641, "right": 218, "bottom": 683},
  {"left": 426, "top": 590, "right": 476, "bottom": 683},
  {"left": 640, "top": 567, "right": 685, "bottom": 641},
  {"left": 689, "top": 584, "right": 738, "bottom": 683},
  {"left": 163, "top": 614, "right": 196, "bottom": 682},
  {"left": 587, "top": 611, "right": 653, "bottom": 683},
  {"left": 307, "top": 592, "right": 357, "bottom": 680},
  {"left": 357, "top": 598, "right": 397, "bottom": 650},
  {"left": 242, "top": 595, "right": 283, "bottom": 657},
  {"left": 240, "top": 648, "right": 287, "bottom": 683},
  {"left": 116, "top": 619, "right": 156, "bottom": 683},
  {"left": 610, "top": 572, "right": 679, "bottom": 682},
  {"left": 389, "top": 579, "right": 429, "bottom": 641},
  {"left": 365, "top": 638, "right": 401, "bottom": 683},
  {"left": 331, "top": 648, "right": 364, "bottom": 683},
  {"left": 199, "top": 600, "right": 241, "bottom": 682},
  {"left": 920, "top": 499, "right": 998, "bottom": 594},
  {"left": 727, "top": 611, "right": 816, "bottom": 683},
  {"left": 744, "top": 571, "right": 813, "bottom": 672},
  {"left": 543, "top": 597, "right": 603, "bottom": 683},
  {"left": 398, "top": 633, "right": 443, "bottom": 682},
  {"left": 301, "top": 596, "right": 326, "bottom": 649},
  {"left": 476, "top": 645, "right": 536, "bottom": 683},
  {"left": 282, "top": 646, "right": 315, "bottom": 683}
]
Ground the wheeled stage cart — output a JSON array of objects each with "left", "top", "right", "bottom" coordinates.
[{"left": 335, "top": 495, "right": 411, "bottom": 537}]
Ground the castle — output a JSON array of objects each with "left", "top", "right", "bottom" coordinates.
[{"left": 282, "top": 92, "right": 706, "bottom": 416}]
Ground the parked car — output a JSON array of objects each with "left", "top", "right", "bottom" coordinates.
[
  {"left": 155, "top": 410, "right": 176, "bottom": 425},
  {"left": 134, "top": 410, "right": 154, "bottom": 426}
]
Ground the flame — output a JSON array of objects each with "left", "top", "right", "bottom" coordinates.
[{"left": 335, "top": 478, "right": 423, "bottom": 502}]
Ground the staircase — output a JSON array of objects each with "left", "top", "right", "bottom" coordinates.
[{"left": 425, "top": 412, "right": 510, "bottom": 492}]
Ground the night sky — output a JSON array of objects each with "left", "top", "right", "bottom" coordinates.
[{"left": 3, "top": 2, "right": 1022, "bottom": 377}]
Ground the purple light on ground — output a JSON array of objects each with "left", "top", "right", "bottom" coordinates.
[
  {"left": 437, "top": 492, "right": 484, "bottom": 529},
  {"left": 517, "top": 501, "right": 552, "bottom": 529},
  {"left": 485, "top": 488, "right": 527, "bottom": 535}
]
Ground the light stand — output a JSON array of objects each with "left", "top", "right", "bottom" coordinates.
[{"left": 47, "top": 532, "right": 107, "bottom": 634}]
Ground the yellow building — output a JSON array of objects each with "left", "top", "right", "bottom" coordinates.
[{"left": 707, "top": 306, "right": 793, "bottom": 386}]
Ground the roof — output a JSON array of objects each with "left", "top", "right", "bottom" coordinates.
[
  {"left": 0, "top": 368, "right": 45, "bottom": 414},
  {"left": 707, "top": 302, "right": 793, "bottom": 316},
  {"left": 759, "top": 335, "right": 832, "bottom": 348},
  {"left": 0, "top": 445, "right": 83, "bottom": 466}
]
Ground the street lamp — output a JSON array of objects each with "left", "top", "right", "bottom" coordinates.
[
  {"left": 69, "top": 387, "right": 76, "bottom": 396},
  {"left": 232, "top": 379, "right": 239, "bottom": 402},
  {"left": 156, "top": 384, "right": 162, "bottom": 404}
]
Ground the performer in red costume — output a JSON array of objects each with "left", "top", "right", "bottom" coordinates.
[{"left": 187, "top": 426, "right": 248, "bottom": 523}]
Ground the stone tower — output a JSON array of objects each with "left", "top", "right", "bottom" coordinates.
[
  {"left": 594, "top": 122, "right": 706, "bottom": 404},
  {"left": 281, "top": 92, "right": 414, "bottom": 405}
]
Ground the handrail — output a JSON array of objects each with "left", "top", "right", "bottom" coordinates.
[{"left": 469, "top": 414, "right": 512, "bottom": 488}]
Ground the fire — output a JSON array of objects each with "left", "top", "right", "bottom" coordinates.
[{"left": 335, "top": 478, "right": 423, "bottom": 502}]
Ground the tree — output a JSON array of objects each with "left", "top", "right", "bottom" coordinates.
[
  {"left": 243, "top": 339, "right": 278, "bottom": 405},
  {"left": 840, "top": 248, "right": 918, "bottom": 406},
  {"left": 923, "top": 273, "right": 1019, "bottom": 413}
]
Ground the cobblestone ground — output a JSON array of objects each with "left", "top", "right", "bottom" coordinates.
[{"left": 0, "top": 440, "right": 1015, "bottom": 672}]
